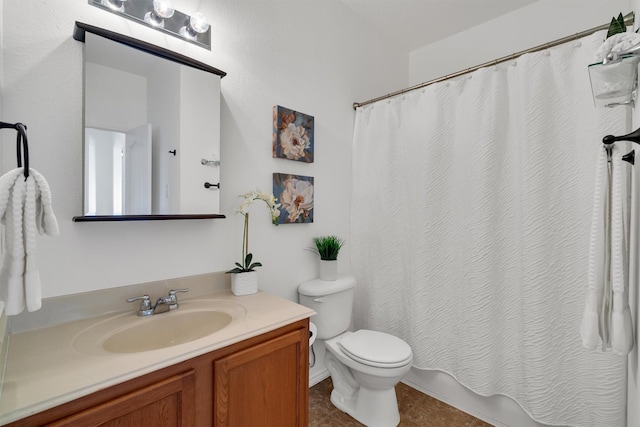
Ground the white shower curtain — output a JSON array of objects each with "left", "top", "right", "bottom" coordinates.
[{"left": 351, "top": 31, "right": 630, "bottom": 427}]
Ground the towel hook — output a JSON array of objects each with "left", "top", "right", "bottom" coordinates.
[
  {"left": 0, "top": 121, "right": 29, "bottom": 179},
  {"left": 603, "top": 126, "right": 640, "bottom": 146}
]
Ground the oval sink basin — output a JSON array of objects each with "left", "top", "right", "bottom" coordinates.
[
  {"left": 104, "top": 310, "right": 232, "bottom": 353},
  {"left": 73, "top": 299, "right": 246, "bottom": 355}
]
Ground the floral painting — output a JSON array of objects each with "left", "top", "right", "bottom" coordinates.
[
  {"left": 272, "top": 173, "right": 314, "bottom": 224},
  {"left": 272, "top": 105, "right": 314, "bottom": 163}
]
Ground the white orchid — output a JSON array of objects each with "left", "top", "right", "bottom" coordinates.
[
  {"left": 227, "top": 190, "right": 281, "bottom": 274},
  {"left": 237, "top": 189, "right": 281, "bottom": 225}
]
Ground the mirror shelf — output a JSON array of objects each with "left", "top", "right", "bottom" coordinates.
[{"left": 72, "top": 214, "right": 225, "bottom": 222}]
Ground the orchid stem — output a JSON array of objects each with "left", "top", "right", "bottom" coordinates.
[{"left": 243, "top": 212, "right": 249, "bottom": 266}]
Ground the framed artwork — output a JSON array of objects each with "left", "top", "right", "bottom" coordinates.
[
  {"left": 273, "top": 173, "right": 314, "bottom": 224},
  {"left": 272, "top": 105, "right": 314, "bottom": 163}
]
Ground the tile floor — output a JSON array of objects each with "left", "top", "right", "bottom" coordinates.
[{"left": 309, "top": 377, "right": 494, "bottom": 427}]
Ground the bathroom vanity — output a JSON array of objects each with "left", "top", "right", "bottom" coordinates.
[{"left": 0, "top": 290, "right": 313, "bottom": 426}]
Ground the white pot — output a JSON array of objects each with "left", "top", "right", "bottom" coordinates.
[
  {"left": 230, "top": 271, "right": 258, "bottom": 296},
  {"left": 319, "top": 260, "right": 338, "bottom": 281}
]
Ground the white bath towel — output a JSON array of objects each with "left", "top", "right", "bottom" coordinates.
[
  {"left": 581, "top": 145, "right": 634, "bottom": 355},
  {"left": 0, "top": 168, "right": 58, "bottom": 315}
]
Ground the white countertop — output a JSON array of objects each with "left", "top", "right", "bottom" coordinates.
[{"left": 0, "top": 290, "right": 314, "bottom": 425}]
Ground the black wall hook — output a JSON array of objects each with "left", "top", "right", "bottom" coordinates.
[
  {"left": 603, "top": 126, "right": 640, "bottom": 146},
  {"left": 0, "top": 121, "right": 29, "bottom": 179}
]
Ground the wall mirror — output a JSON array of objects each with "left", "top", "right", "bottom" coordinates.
[{"left": 72, "top": 22, "right": 226, "bottom": 221}]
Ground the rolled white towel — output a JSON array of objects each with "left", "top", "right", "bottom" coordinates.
[{"left": 593, "top": 32, "right": 640, "bottom": 63}]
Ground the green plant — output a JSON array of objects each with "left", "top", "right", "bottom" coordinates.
[
  {"left": 607, "top": 13, "right": 626, "bottom": 39},
  {"left": 312, "top": 235, "right": 345, "bottom": 261},
  {"left": 226, "top": 190, "right": 280, "bottom": 274},
  {"left": 227, "top": 253, "right": 262, "bottom": 274}
]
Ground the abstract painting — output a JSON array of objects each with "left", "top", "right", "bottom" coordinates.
[
  {"left": 272, "top": 105, "right": 314, "bottom": 163},
  {"left": 273, "top": 173, "right": 314, "bottom": 224}
]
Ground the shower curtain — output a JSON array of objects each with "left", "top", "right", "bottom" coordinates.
[{"left": 351, "top": 31, "right": 630, "bottom": 427}]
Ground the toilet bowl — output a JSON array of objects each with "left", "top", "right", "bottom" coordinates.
[
  {"left": 324, "top": 330, "right": 412, "bottom": 427},
  {"left": 298, "top": 276, "right": 413, "bottom": 427}
]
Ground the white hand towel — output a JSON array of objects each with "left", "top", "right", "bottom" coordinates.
[
  {"left": 0, "top": 168, "right": 58, "bottom": 315},
  {"left": 30, "top": 169, "right": 58, "bottom": 237},
  {"left": 0, "top": 174, "right": 27, "bottom": 315},
  {"left": 581, "top": 145, "right": 609, "bottom": 350},
  {"left": 581, "top": 145, "right": 635, "bottom": 354},
  {"left": 610, "top": 150, "right": 634, "bottom": 355}
]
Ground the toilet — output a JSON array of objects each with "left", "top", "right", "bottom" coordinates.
[{"left": 298, "top": 275, "right": 412, "bottom": 427}]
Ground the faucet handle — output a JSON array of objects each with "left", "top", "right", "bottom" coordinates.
[
  {"left": 166, "top": 288, "right": 189, "bottom": 307},
  {"left": 126, "top": 295, "right": 153, "bottom": 316}
]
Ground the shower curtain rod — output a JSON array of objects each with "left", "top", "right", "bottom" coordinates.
[{"left": 353, "top": 11, "right": 635, "bottom": 110}]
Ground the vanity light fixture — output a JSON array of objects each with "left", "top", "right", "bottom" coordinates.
[{"left": 89, "top": 0, "right": 211, "bottom": 50}]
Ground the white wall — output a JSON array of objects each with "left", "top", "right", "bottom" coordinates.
[
  {"left": 179, "top": 66, "right": 221, "bottom": 214},
  {"left": 84, "top": 63, "right": 147, "bottom": 131},
  {"left": 0, "top": 0, "right": 4, "bottom": 169},
  {"left": 148, "top": 61, "right": 180, "bottom": 214},
  {"left": 0, "top": 1, "right": 405, "bottom": 304},
  {"left": 409, "top": 0, "right": 630, "bottom": 85}
]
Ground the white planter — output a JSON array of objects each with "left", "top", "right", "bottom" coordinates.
[
  {"left": 319, "top": 260, "right": 338, "bottom": 281},
  {"left": 230, "top": 271, "right": 258, "bottom": 296}
]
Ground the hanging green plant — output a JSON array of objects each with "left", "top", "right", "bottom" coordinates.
[{"left": 606, "top": 13, "right": 626, "bottom": 39}]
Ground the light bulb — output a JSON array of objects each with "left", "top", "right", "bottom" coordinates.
[
  {"left": 153, "top": 0, "right": 174, "bottom": 19},
  {"left": 180, "top": 12, "right": 210, "bottom": 40},
  {"left": 189, "top": 13, "right": 210, "bottom": 34},
  {"left": 144, "top": 0, "right": 174, "bottom": 28}
]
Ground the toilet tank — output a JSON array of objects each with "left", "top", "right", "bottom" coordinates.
[{"left": 298, "top": 276, "right": 356, "bottom": 340}]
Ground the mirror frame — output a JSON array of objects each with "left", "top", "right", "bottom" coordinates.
[{"left": 72, "top": 21, "right": 226, "bottom": 222}]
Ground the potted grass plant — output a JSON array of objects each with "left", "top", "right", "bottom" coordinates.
[{"left": 312, "top": 235, "right": 345, "bottom": 281}]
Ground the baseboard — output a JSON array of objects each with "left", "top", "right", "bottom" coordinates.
[
  {"left": 401, "top": 378, "right": 506, "bottom": 427},
  {"left": 309, "top": 368, "right": 330, "bottom": 387}
]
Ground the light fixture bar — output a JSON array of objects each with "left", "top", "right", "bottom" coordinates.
[{"left": 89, "top": 0, "right": 211, "bottom": 50}]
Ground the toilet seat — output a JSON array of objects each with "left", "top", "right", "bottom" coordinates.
[{"left": 338, "top": 330, "right": 412, "bottom": 368}]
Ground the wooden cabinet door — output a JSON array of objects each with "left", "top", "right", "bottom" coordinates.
[
  {"left": 47, "top": 370, "right": 196, "bottom": 427},
  {"left": 214, "top": 329, "right": 308, "bottom": 427}
]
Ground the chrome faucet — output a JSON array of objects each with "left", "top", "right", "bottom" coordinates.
[{"left": 126, "top": 288, "right": 189, "bottom": 316}]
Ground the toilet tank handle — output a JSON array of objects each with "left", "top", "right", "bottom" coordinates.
[{"left": 313, "top": 297, "right": 326, "bottom": 303}]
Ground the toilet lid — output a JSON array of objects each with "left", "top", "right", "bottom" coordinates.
[{"left": 338, "top": 330, "right": 412, "bottom": 368}]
